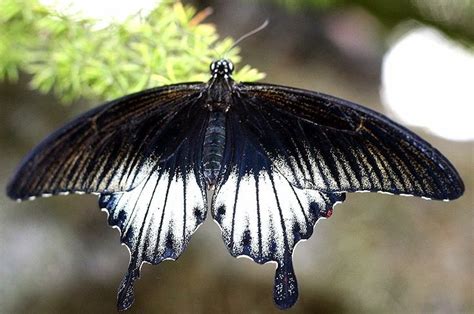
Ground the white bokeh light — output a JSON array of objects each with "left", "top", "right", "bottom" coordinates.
[
  {"left": 40, "top": 0, "right": 159, "bottom": 25},
  {"left": 381, "top": 26, "right": 474, "bottom": 141}
]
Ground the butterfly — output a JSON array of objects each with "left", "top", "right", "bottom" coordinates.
[{"left": 7, "top": 59, "right": 464, "bottom": 311}]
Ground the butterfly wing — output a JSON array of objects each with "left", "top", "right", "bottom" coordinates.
[
  {"left": 234, "top": 83, "right": 464, "bottom": 200},
  {"left": 7, "top": 83, "right": 215, "bottom": 310},
  {"left": 212, "top": 113, "right": 346, "bottom": 309},
  {"left": 212, "top": 81, "right": 463, "bottom": 308},
  {"left": 99, "top": 127, "right": 207, "bottom": 310},
  {"left": 7, "top": 83, "right": 205, "bottom": 200}
]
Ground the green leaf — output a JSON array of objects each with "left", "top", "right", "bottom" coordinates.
[{"left": 0, "top": 0, "right": 264, "bottom": 104}]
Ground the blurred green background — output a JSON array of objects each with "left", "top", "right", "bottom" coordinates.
[{"left": 0, "top": 0, "right": 472, "bottom": 313}]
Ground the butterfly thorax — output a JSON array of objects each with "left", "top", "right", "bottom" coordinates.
[
  {"left": 205, "top": 82, "right": 233, "bottom": 112},
  {"left": 204, "top": 59, "right": 235, "bottom": 111}
]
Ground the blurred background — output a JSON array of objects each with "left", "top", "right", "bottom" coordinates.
[{"left": 0, "top": 0, "right": 472, "bottom": 313}]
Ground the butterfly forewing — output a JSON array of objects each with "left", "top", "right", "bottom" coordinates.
[
  {"left": 7, "top": 83, "right": 205, "bottom": 200},
  {"left": 237, "top": 83, "right": 464, "bottom": 200}
]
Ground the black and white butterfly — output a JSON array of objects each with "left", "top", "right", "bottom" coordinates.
[{"left": 7, "top": 59, "right": 464, "bottom": 311}]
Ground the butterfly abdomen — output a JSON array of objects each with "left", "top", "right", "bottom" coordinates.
[{"left": 202, "top": 111, "right": 226, "bottom": 187}]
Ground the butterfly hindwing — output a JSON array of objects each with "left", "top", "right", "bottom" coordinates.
[
  {"left": 214, "top": 170, "right": 344, "bottom": 308},
  {"left": 7, "top": 83, "right": 205, "bottom": 200},
  {"left": 212, "top": 114, "right": 346, "bottom": 309},
  {"left": 237, "top": 83, "right": 464, "bottom": 200},
  {"left": 99, "top": 133, "right": 207, "bottom": 310}
]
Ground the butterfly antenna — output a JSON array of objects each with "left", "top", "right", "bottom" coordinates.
[{"left": 230, "top": 19, "right": 269, "bottom": 51}]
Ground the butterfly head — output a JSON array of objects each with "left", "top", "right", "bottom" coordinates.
[{"left": 210, "top": 59, "right": 234, "bottom": 78}]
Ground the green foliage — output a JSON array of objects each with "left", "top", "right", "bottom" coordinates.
[{"left": 0, "top": 0, "right": 265, "bottom": 103}]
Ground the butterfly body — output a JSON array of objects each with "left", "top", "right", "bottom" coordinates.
[
  {"left": 7, "top": 59, "right": 463, "bottom": 311},
  {"left": 202, "top": 111, "right": 226, "bottom": 187}
]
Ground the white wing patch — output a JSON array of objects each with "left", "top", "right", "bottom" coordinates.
[
  {"left": 212, "top": 168, "right": 345, "bottom": 309},
  {"left": 99, "top": 167, "right": 206, "bottom": 311}
]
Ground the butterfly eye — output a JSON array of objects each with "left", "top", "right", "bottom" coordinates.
[
  {"left": 227, "top": 60, "right": 234, "bottom": 73},
  {"left": 210, "top": 61, "right": 217, "bottom": 72}
]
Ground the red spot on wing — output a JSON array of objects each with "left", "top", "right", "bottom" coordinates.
[{"left": 322, "top": 208, "right": 333, "bottom": 218}]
